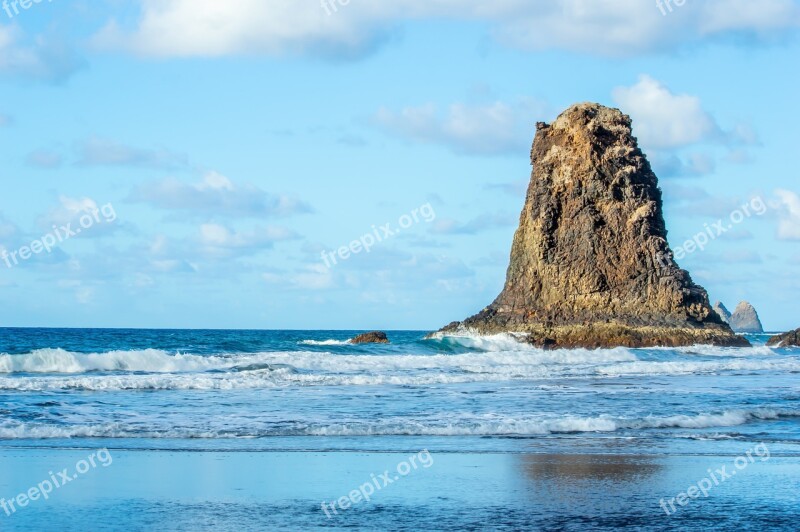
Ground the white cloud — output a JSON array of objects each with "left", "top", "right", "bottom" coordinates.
[
  {"left": 130, "top": 172, "right": 313, "bottom": 218},
  {"left": 775, "top": 189, "right": 800, "bottom": 240},
  {"left": 94, "top": 0, "right": 800, "bottom": 59},
  {"left": 93, "top": 0, "right": 391, "bottom": 58},
  {"left": 612, "top": 75, "right": 721, "bottom": 149},
  {"left": 37, "top": 196, "right": 119, "bottom": 238},
  {"left": 613, "top": 76, "right": 764, "bottom": 175},
  {"left": 374, "top": 99, "right": 548, "bottom": 155}
]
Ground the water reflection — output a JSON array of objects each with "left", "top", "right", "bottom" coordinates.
[{"left": 519, "top": 454, "right": 664, "bottom": 515}]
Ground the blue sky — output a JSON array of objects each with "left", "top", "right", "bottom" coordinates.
[{"left": 0, "top": 0, "right": 799, "bottom": 330}]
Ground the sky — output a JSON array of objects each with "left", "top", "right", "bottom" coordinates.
[{"left": 0, "top": 0, "right": 798, "bottom": 331}]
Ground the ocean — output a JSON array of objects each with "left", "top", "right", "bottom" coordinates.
[{"left": 1, "top": 328, "right": 798, "bottom": 530}]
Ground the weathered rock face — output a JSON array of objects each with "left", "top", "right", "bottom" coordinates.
[
  {"left": 349, "top": 331, "right": 390, "bottom": 344},
  {"left": 767, "top": 328, "right": 800, "bottom": 347},
  {"left": 729, "top": 302, "right": 764, "bottom": 333},
  {"left": 434, "top": 103, "right": 748, "bottom": 348},
  {"left": 712, "top": 302, "right": 732, "bottom": 324}
]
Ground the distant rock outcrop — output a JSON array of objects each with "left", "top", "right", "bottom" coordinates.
[
  {"left": 712, "top": 302, "right": 732, "bottom": 324},
  {"left": 767, "top": 328, "right": 800, "bottom": 347},
  {"left": 349, "top": 331, "right": 390, "bottom": 344},
  {"left": 432, "top": 103, "right": 749, "bottom": 348},
  {"left": 729, "top": 302, "right": 764, "bottom": 333}
]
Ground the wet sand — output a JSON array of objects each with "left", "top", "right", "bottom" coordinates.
[{"left": 1, "top": 448, "right": 798, "bottom": 530}]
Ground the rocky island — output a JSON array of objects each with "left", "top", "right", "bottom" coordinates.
[
  {"left": 767, "top": 328, "right": 800, "bottom": 347},
  {"left": 432, "top": 103, "right": 749, "bottom": 349},
  {"left": 712, "top": 302, "right": 732, "bottom": 324},
  {"left": 729, "top": 301, "right": 764, "bottom": 333}
]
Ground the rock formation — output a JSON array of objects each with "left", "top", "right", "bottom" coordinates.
[
  {"left": 712, "top": 302, "right": 732, "bottom": 324},
  {"left": 729, "top": 301, "right": 764, "bottom": 333},
  {"left": 767, "top": 328, "right": 800, "bottom": 347},
  {"left": 349, "top": 331, "right": 390, "bottom": 344},
  {"left": 433, "top": 103, "right": 749, "bottom": 348}
]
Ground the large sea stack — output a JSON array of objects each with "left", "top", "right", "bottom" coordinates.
[
  {"left": 434, "top": 103, "right": 749, "bottom": 348},
  {"left": 729, "top": 301, "right": 764, "bottom": 333}
]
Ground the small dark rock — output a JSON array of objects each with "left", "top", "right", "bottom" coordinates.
[
  {"left": 527, "top": 337, "right": 558, "bottom": 350},
  {"left": 349, "top": 331, "right": 390, "bottom": 344}
]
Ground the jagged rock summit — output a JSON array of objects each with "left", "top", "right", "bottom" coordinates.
[
  {"left": 433, "top": 103, "right": 748, "bottom": 348},
  {"left": 712, "top": 302, "right": 732, "bottom": 324},
  {"left": 729, "top": 301, "right": 764, "bottom": 333}
]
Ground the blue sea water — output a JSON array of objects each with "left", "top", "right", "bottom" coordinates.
[{"left": 1, "top": 328, "right": 798, "bottom": 530}]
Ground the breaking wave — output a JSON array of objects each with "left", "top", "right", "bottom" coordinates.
[
  {"left": 298, "top": 339, "right": 349, "bottom": 346},
  {"left": 0, "top": 345, "right": 797, "bottom": 391},
  {"left": 2, "top": 408, "right": 795, "bottom": 439}
]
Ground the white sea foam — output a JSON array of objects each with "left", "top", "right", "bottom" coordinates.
[
  {"left": 298, "top": 339, "right": 349, "bottom": 346},
  {"left": 0, "top": 347, "right": 637, "bottom": 375},
  {"left": 429, "top": 332, "right": 534, "bottom": 351},
  {"left": 307, "top": 409, "right": 797, "bottom": 436},
  {"left": 0, "top": 345, "right": 798, "bottom": 390},
  {"left": 0, "top": 348, "right": 225, "bottom": 374},
  {"left": 663, "top": 345, "right": 778, "bottom": 357},
  {"left": 596, "top": 358, "right": 800, "bottom": 377},
  {"left": 1, "top": 408, "right": 794, "bottom": 439}
]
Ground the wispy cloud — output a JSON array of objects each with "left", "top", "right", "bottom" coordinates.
[
  {"left": 197, "top": 222, "right": 298, "bottom": 258},
  {"left": 129, "top": 172, "right": 313, "bottom": 218},
  {"left": 0, "top": 25, "right": 83, "bottom": 82},
  {"left": 77, "top": 137, "right": 188, "bottom": 170},
  {"left": 26, "top": 149, "right": 63, "bottom": 169},
  {"left": 484, "top": 180, "right": 528, "bottom": 197},
  {"left": 430, "top": 212, "right": 516, "bottom": 235},
  {"left": 373, "top": 99, "right": 547, "bottom": 155}
]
